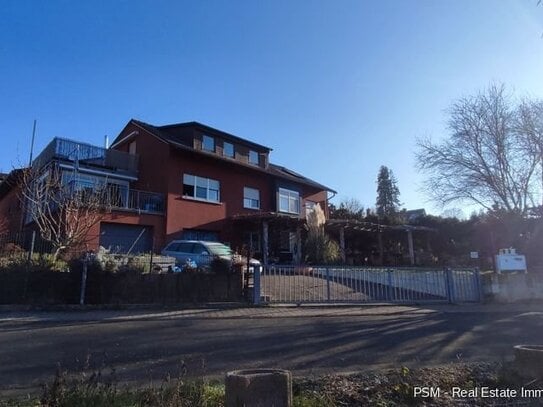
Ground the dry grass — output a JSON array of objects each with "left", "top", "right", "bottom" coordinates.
[{"left": 1, "top": 361, "right": 538, "bottom": 406}]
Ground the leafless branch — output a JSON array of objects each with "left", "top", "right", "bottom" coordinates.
[
  {"left": 416, "top": 83, "right": 542, "bottom": 215},
  {"left": 19, "top": 163, "right": 111, "bottom": 259}
]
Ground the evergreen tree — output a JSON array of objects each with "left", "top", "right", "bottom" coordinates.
[{"left": 376, "top": 165, "right": 401, "bottom": 220}]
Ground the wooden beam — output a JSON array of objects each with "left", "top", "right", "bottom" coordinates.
[
  {"left": 262, "top": 220, "right": 269, "bottom": 268},
  {"left": 339, "top": 226, "right": 346, "bottom": 263},
  {"left": 295, "top": 226, "right": 302, "bottom": 264}
]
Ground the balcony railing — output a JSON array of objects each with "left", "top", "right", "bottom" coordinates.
[
  {"left": 33, "top": 137, "right": 139, "bottom": 176},
  {"left": 70, "top": 181, "right": 165, "bottom": 214},
  {"left": 126, "top": 189, "right": 165, "bottom": 214}
]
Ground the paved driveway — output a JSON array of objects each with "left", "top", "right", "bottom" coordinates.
[{"left": 1, "top": 304, "right": 543, "bottom": 396}]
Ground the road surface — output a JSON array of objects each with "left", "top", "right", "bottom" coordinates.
[{"left": 1, "top": 304, "right": 542, "bottom": 396}]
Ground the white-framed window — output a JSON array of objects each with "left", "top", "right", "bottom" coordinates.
[
  {"left": 183, "top": 174, "right": 220, "bottom": 203},
  {"left": 223, "top": 142, "right": 234, "bottom": 158},
  {"left": 278, "top": 188, "right": 300, "bottom": 214},
  {"left": 249, "top": 150, "right": 259, "bottom": 165},
  {"left": 243, "top": 187, "right": 260, "bottom": 209},
  {"left": 202, "top": 135, "right": 215, "bottom": 152}
]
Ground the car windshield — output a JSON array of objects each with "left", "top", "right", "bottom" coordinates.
[{"left": 206, "top": 243, "right": 233, "bottom": 257}]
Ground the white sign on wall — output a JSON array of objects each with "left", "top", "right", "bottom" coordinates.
[{"left": 495, "top": 248, "right": 527, "bottom": 273}]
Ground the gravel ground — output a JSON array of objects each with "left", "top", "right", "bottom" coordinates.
[{"left": 297, "top": 362, "right": 542, "bottom": 406}]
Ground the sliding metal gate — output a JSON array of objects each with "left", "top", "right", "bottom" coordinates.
[{"left": 257, "top": 266, "right": 481, "bottom": 304}]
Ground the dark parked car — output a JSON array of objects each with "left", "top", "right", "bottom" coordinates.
[{"left": 161, "top": 240, "right": 261, "bottom": 271}]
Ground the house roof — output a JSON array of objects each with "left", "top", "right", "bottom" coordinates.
[
  {"left": 123, "top": 119, "right": 336, "bottom": 193},
  {"left": 129, "top": 119, "right": 273, "bottom": 152},
  {"left": 267, "top": 163, "right": 334, "bottom": 192},
  {"left": 405, "top": 209, "right": 426, "bottom": 216}
]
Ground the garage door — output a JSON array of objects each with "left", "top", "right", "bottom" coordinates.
[{"left": 99, "top": 223, "right": 153, "bottom": 254}]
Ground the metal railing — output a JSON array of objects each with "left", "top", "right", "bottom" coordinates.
[
  {"left": 33, "top": 138, "right": 139, "bottom": 175},
  {"left": 23, "top": 180, "right": 165, "bottom": 224},
  {"left": 126, "top": 189, "right": 165, "bottom": 213},
  {"left": 66, "top": 181, "right": 165, "bottom": 214},
  {"left": 258, "top": 265, "right": 481, "bottom": 304}
]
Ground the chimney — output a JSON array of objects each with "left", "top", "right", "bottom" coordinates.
[{"left": 104, "top": 135, "right": 109, "bottom": 149}]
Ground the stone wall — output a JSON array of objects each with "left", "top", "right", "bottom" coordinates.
[{"left": 483, "top": 272, "right": 543, "bottom": 303}]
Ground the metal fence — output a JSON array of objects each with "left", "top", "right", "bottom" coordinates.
[
  {"left": 0, "top": 230, "right": 170, "bottom": 272},
  {"left": 258, "top": 265, "right": 481, "bottom": 304},
  {"left": 33, "top": 137, "right": 139, "bottom": 175}
]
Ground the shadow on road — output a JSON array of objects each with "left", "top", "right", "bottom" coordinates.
[{"left": 2, "top": 307, "right": 542, "bottom": 395}]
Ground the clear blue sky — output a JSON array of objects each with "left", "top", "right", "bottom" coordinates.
[{"left": 1, "top": 0, "right": 543, "bottom": 215}]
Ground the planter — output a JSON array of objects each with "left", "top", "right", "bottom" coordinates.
[
  {"left": 225, "top": 369, "right": 292, "bottom": 407},
  {"left": 514, "top": 345, "right": 543, "bottom": 379}
]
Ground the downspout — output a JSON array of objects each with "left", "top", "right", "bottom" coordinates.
[{"left": 326, "top": 190, "right": 337, "bottom": 218}]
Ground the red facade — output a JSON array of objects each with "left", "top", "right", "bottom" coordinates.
[
  {"left": 109, "top": 120, "right": 332, "bottom": 255},
  {"left": 0, "top": 119, "right": 333, "bottom": 261}
]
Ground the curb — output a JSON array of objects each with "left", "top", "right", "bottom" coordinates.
[{"left": 0, "top": 302, "right": 250, "bottom": 313}]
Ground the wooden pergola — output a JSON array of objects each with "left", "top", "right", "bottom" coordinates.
[
  {"left": 229, "top": 213, "right": 437, "bottom": 267},
  {"left": 229, "top": 211, "right": 305, "bottom": 266},
  {"left": 325, "top": 219, "right": 437, "bottom": 266}
]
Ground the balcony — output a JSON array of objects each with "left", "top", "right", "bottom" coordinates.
[
  {"left": 126, "top": 189, "right": 165, "bottom": 214},
  {"left": 24, "top": 182, "right": 165, "bottom": 225},
  {"left": 33, "top": 138, "right": 138, "bottom": 177},
  {"left": 64, "top": 180, "right": 165, "bottom": 214}
]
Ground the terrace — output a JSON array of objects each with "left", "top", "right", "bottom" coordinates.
[{"left": 33, "top": 137, "right": 139, "bottom": 177}]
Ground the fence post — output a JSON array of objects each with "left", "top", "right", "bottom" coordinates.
[
  {"left": 80, "top": 255, "right": 88, "bottom": 305},
  {"left": 149, "top": 237, "right": 155, "bottom": 273},
  {"left": 27, "top": 231, "right": 36, "bottom": 262},
  {"left": 253, "top": 265, "right": 261, "bottom": 305},
  {"left": 326, "top": 267, "right": 331, "bottom": 302},
  {"left": 22, "top": 231, "right": 37, "bottom": 301},
  {"left": 387, "top": 269, "right": 393, "bottom": 302},
  {"left": 445, "top": 268, "right": 455, "bottom": 303},
  {"left": 475, "top": 268, "right": 483, "bottom": 303}
]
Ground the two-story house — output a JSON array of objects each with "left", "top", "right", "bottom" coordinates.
[
  {"left": 0, "top": 119, "right": 334, "bottom": 264},
  {"left": 108, "top": 119, "right": 335, "bottom": 263}
]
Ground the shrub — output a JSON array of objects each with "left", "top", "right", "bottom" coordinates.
[
  {"left": 209, "top": 257, "right": 231, "bottom": 274},
  {"left": 305, "top": 203, "right": 341, "bottom": 264}
]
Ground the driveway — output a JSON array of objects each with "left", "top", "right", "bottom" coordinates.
[{"left": 1, "top": 304, "right": 543, "bottom": 396}]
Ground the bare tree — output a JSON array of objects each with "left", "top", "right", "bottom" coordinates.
[
  {"left": 440, "top": 207, "right": 466, "bottom": 220},
  {"left": 416, "top": 83, "right": 540, "bottom": 215},
  {"left": 516, "top": 99, "right": 543, "bottom": 207},
  {"left": 20, "top": 164, "right": 110, "bottom": 259},
  {"left": 329, "top": 197, "right": 365, "bottom": 221}
]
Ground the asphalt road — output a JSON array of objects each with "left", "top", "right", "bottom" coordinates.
[{"left": 1, "top": 305, "right": 543, "bottom": 396}]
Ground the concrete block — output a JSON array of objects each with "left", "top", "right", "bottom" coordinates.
[{"left": 225, "top": 369, "right": 292, "bottom": 407}]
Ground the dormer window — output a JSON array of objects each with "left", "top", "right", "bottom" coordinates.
[
  {"left": 202, "top": 135, "right": 215, "bottom": 152},
  {"left": 249, "top": 150, "right": 259, "bottom": 165},
  {"left": 223, "top": 142, "right": 234, "bottom": 158}
]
